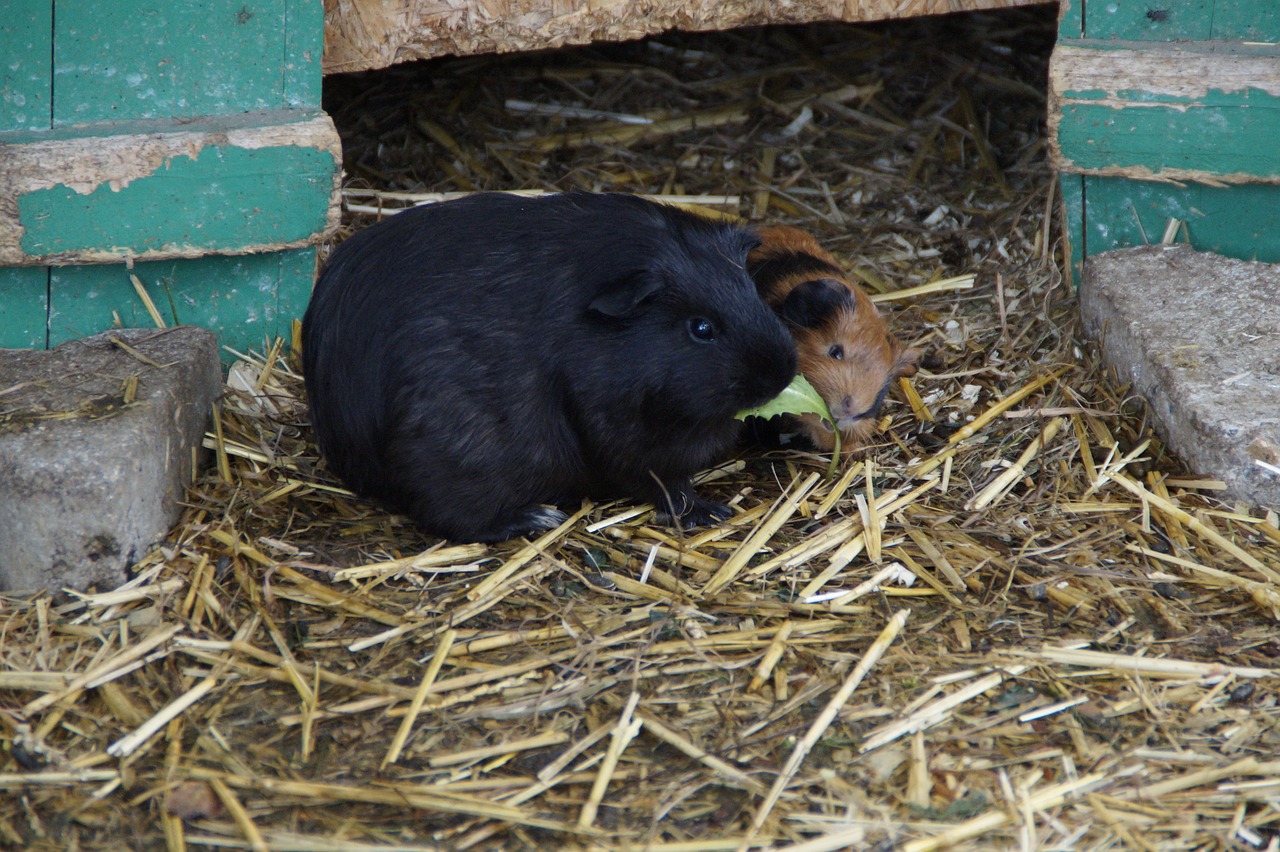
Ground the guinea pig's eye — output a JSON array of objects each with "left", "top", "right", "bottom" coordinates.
[
  {"left": 828, "top": 344, "right": 845, "bottom": 361},
  {"left": 688, "top": 317, "right": 717, "bottom": 343}
]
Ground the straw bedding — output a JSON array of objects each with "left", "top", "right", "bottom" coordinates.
[{"left": 5, "top": 8, "right": 1280, "bottom": 850}]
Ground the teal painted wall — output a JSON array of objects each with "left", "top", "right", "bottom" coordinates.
[
  {"left": 1055, "top": 0, "right": 1280, "bottom": 281},
  {"left": 52, "top": 0, "right": 319, "bottom": 125},
  {"left": 17, "top": 142, "right": 336, "bottom": 257},
  {"left": 1060, "top": 0, "right": 1280, "bottom": 41},
  {"left": 0, "top": 0, "right": 331, "bottom": 356},
  {"left": 1070, "top": 176, "right": 1280, "bottom": 264},
  {"left": 0, "top": 268, "right": 50, "bottom": 349},
  {"left": 47, "top": 248, "right": 316, "bottom": 356}
]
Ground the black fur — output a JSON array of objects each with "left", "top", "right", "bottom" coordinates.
[
  {"left": 777, "top": 278, "right": 856, "bottom": 329},
  {"left": 303, "top": 192, "right": 797, "bottom": 543}
]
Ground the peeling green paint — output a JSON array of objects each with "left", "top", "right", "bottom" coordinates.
[
  {"left": 1055, "top": 2, "right": 1280, "bottom": 275},
  {"left": 17, "top": 145, "right": 336, "bottom": 257},
  {"left": 1099, "top": 87, "right": 1277, "bottom": 107},
  {"left": 0, "top": 0, "right": 329, "bottom": 352},
  {"left": 1059, "top": 175, "right": 1086, "bottom": 286},
  {"left": 1057, "top": 100, "right": 1280, "bottom": 179}
]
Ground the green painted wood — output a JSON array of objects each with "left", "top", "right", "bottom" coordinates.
[
  {"left": 52, "top": 0, "right": 317, "bottom": 126},
  {"left": 273, "top": 248, "right": 317, "bottom": 346},
  {"left": 1055, "top": 3, "right": 1280, "bottom": 275},
  {"left": 0, "top": 0, "right": 47, "bottom": 352},
  {"left": 1207, "top": 3, "right": 1280, "bottom": 41},
  {"left": 1056, "top": 76, "right": 1280, "bottom": 180},
  {"left": 1, "top": 0, "right": 52, "bottom": 132},
  {"left": 48, "top": 248, "right": 316, "bottom": 358},
  {"left": 1060, "top": 174, "right": 1280, "bottom": 286},
  {"left": 1059, "top": 0, "right": 1082, "bottom": 39},
  {"left": 1059, "top": 175, "right": 1086, "bottom": 286},
  {"left": 0, "top": 268, "right": 49, "bottom": 348},
  {"left": 1077, "top": 0, "right": 1280, "bottom": 42},
  {"left": 17, "top": 143, "right": 336, "bottom": 258},
  {"left": 0, "top": 0, "right": 329, "bottom": 351},
  {"left": 283, "top": 0, "right": 325, "bottom": 109},
  {"left": 1080, "top": 176, "right": 1280, "bottom": 262},
  {"left": 1049, "top": 39, "right": 1280, "bottom": 181}
]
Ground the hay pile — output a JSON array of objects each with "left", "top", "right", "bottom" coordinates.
[{"left": 6, "top": 8, "right": 1280, "bottom": 850}]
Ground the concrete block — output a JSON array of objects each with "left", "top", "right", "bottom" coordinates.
[
  {"left": 0, "top": 327, "right": 221, "bottom": 594},
  {"left": 1080, "top": 245, "right": 1280, "bottom": 508}
]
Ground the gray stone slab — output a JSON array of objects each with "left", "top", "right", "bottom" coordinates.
[
  {"left": 0, "top": 327, "right": 222, "bottom": 594},
  {"left": 1080, "top": 245, "right": 1280, "bottom": 509}
]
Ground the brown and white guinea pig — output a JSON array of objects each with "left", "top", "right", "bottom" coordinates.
[
  {"left": 303, "top": 192, "right": 797, "bottom": 544},
  {"left": 747, "top": 225, "right": 921, "bottom": 452}
]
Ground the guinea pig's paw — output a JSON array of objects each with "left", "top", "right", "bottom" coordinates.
[
  {"left": 687, "top": 496, "right": 735, "bottom": 527},
  {"left": 656, "top": 496, "right": 734, "bottom": 530},
  {"left": 481, "top": 505, "right": 570, "bottom": 543}
]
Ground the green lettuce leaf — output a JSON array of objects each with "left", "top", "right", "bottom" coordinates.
[
  {"left": 737, "top": 374, "right": 842, "bottom": 476},
  {"left": 736, "top": 373, "right": 828, "bottom": 422}
]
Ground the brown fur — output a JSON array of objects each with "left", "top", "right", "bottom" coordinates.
[{"left": 748, "top": 225, "right": 920, "bottom": 452}]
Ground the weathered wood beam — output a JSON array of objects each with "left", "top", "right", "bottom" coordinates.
[
  {"left": 322, "top": 0, "right": 1053, "bottom": 74},
  {"left": 1049, "top": 40, "right": 1280, "bottom": 186},
  {"left": 0, "top": 111, "right": 341, "bottom": 267}
]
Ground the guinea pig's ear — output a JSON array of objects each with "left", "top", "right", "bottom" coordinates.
[
  {"left": 778, "top": 279, "right": 855, "bottom": 329},
  {"left": 588, "top": 272, "right": 666, "bottom": 318},
  {"left": 894, "top": 345, "right": 923, "bottom": 378}
]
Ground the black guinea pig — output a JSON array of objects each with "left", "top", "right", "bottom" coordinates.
[{"left": 303, "top": 192, "right": 798, "bottom": 543}]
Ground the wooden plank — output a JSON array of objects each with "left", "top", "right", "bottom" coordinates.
[
  {"left": 48, "top": 248, "right": 317, "bottom": 358},
  {"left": 52, "top": 0, "right": 299, "bottom": 125},
  {"left": 322, "top": 0, "right": 1049, "bottom": 73},
  {"left": 273, "top": 248, "right": 319, "bottom": 344},
  {"left": 1049, "top": 41, "right": 1280, "bottom": 184},
  {"left": 1057, "top": 0, "right": 1082, "bottom": 39},
  {"left": 0, "top": 0, "right": 52, "bottom": 132},
  {"left": 0, "top": 268, "right": 49, "bottom": 349},
  {"left": 1058, "top": 174, "right": 1085, "bottom": 287},
  {"left": 1080, "top": 176, "right": 1280, "bottom": 263},
  {"left": 1206, "top": 2, "right": 1280, "bottom": 41},
  {"left": 1, "top": 0, "right": 327, "bottom": 351},
  {"left": 1076, "top": 0, "right": 1280, "bottom": 42},
  {"left": 1053, "top": 2, "right": 1280, "bottom": 276},
  {"left": 284, "top": 0, "right": 325, "bottom": 108},
  {"left": 0, "top": 111, "right": 340, "bottom": 266}
]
